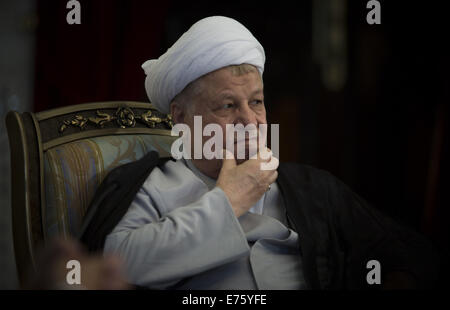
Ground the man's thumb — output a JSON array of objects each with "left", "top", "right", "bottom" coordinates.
[{"left": 221, "top": 149, "right": 236, "bottom": 169}]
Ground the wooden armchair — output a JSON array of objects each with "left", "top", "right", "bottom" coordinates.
[{"left": 6, "top": 101, "right": 176, "bottom": 286}]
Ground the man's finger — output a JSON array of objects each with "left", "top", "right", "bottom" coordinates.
[
  {"left": 249, "top": 147, "right": 272, "bottom": 161},
  {"left": 267, "top": 170, "right": 278, "bottom": 185},
  {"left": 260, "top": 155, "right": 279, "bottom": 171},
  {"left": 259, "top": 148, "right": 272, "bottom": 162},
  {"left": 221, "top": 149, "right": 237, "bottom": 169}
]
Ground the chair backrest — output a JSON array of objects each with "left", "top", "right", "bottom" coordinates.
[{"left": 6, "top": 101, "right": 176, "bottom": 285}]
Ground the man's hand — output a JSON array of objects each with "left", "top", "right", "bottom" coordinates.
[{"left": 216, "top": 149, "right": 279, "bottom": 217}]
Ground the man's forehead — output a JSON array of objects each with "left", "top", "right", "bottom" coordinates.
[{"left": 203, "top": 69, "right": 263, "bottom": 96}]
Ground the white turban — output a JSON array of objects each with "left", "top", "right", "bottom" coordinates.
[{"left": 142, "top": 16, "right": 265, "bottom": 114}]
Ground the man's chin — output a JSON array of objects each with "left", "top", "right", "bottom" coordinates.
[
  {"left": 235, "top": 158, "right": 248, "bottom": 165},
  {"left": 233, "top": 147, "right": 259, "bottom": 164},
  {"left": 235, "top": 152, "right": 256, "bottom": 165}
]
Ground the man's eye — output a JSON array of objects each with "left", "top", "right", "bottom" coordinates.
[
  {"left": 223, "top": 103, "right": 234, "bottom": 109},
  {"left": 250, "top": 100, "right": 263, "bottom": 105}
]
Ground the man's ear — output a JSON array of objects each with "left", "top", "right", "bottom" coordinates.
[{"left": 170, "top": 101, "right": 185, "bottom": 124}]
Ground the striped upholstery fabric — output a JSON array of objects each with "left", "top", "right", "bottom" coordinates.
[{"left": 43, "top": 134, "right": 175, "bottom": 239}]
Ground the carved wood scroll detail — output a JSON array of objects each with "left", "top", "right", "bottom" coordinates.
[{"left": 59, "top": 107, "right": 173, "bottom": 133}]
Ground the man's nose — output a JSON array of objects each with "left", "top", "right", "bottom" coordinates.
[{"left": 235, "top": 103, "right": 257, "bottom": 126}]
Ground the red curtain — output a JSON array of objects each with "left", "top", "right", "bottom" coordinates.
[{"left": 34, "top": 0, "right": 169, "bottom": 112}]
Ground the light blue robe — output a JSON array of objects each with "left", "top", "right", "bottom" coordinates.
[{"left": 104, "top": 159, "right": 307, "bottom": 289}]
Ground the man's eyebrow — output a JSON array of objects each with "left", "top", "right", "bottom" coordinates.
[
  {"left": 215, "top": 92, "right": 234, "bottom": 101},
  {"left": 215, "top": 88, "right": 264, "bottom": 101}
]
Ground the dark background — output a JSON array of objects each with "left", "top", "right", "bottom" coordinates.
[{"left": 32, "top": 0, "right": 449, "bottom": 286}]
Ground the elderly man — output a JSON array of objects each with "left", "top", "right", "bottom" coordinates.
[{"left": 80, "top": 16, "right": 438, "bottom": 289}]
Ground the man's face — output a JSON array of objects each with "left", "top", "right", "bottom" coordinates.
[{"left": 186, "top": 67, "right": 267, "bottom": 164}]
